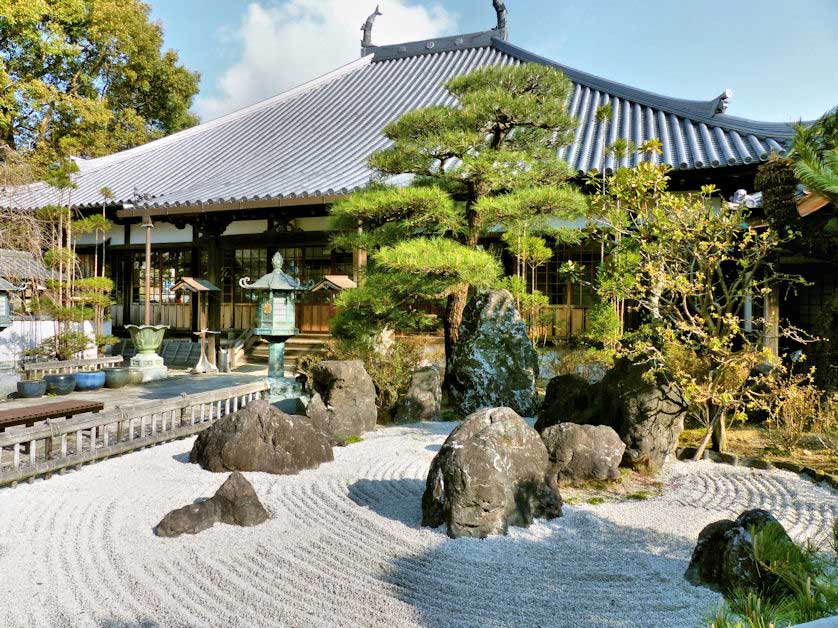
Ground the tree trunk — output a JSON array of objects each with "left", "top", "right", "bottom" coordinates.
[
  {"left": 442, "top": 284, "right": 469, "bottom": 390},
  {"left": 711, "top": 413, "right": 728, "bottom": 452}
]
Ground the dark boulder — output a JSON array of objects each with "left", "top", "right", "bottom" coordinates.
[
  {"left": 540, "top": 423, "right": 625, "bottom": 483},
  {"left": 310, "top": 360, "right": 377, "bottom": 438},
  {"left": 421, "top": 407, "right": 562, "bottom": 538},
  {"left": 535, "top": 374, "right": 598, "bottom": 432},
  {"left": 448, "top": 290, "right": 539, "bottom": 417},
  {"left": 190, "top": 399, "right": 333, "bottom": 474},
  {"left": 155, "top": 472, "right": 269, "bottom": 537},
  {"left": 596, "top": 358, "right": 687, "bottom": 472},
  {"left": 395, "top": 366, "right": 442, "bottom": 423},
  {"left": 686, "top": 509, "right": 796, "bottom": 595}
]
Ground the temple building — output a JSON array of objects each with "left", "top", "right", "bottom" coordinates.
[{"left": 7, "top": 5, "right": 809, "bottom": 340}]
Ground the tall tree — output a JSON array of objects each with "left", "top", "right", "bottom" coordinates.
[
  {"left": 0, "top": 0, "right": 199, "bottom": 168},
  {"left": 330, "top": 63, "right": 587, "bottom": 375}
]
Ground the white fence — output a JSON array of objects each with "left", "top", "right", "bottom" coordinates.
[{"left": 0, "top": 380, "right": 270, "bottom": 487}]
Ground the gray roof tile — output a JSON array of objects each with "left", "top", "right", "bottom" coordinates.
[{"left": 7, "top": 32, "right": 797, "bottom": 212}]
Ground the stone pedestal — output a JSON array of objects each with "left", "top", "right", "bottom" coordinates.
[{"left": 129, "top": 352, "right": 168, "bottom": 383}]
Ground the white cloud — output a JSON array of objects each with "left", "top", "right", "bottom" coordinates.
[{"left": 195, "top": 1, "right": 456, "bottom": 121}]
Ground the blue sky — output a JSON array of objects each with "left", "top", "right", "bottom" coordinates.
[{"left": 149, "top": 0, "right": 838, "bottom": 123}]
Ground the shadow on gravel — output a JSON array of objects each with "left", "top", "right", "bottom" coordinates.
[
  {"left": 382, "top": 509, "right": 715, "bottom": 627},
  {"left": 425, "top": 444, "right": 442, "bottom": 452},
  {"left": 172, "top": 451, "right": 191, "bottom": 464},
  {"left": 348, "top": 478, "right": 426, "bottom": 528}
]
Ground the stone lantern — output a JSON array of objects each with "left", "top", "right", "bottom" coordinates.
[{"left": 239, "top": 252, "right": 309, "bottom": 404}]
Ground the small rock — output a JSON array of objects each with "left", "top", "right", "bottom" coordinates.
[
  {"left": 311, "top": 360, "right": 377, "bottom": 438},
  {"left": 535, "top": 374, "right": 598, "bottom": 432},
  {"left": 421, "top": 407, "right": 562, "bottom": 538},
  {"left": 686, "top": 509, "right": 796, "bottom": 596},
  {"left": 540, "top": 423, "right": 626, "bottom": 483},
  {"left": 190, "top": 399, "right": 333, "bottom": 474},
  {"left": 395, "top": 366, "right": 441, "bottom": 422},
  {"left": 155, "top": 472, "right": 269, "bottom": 538}
]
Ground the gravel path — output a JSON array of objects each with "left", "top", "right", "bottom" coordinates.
[{"left": 0, "top": 421, "right": 835, "bottom": 628}]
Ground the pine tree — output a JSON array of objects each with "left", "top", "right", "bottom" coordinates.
[{"left": 330, "top": 63, "right": 587, "bottom": 379}]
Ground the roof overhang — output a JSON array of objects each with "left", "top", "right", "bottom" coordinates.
[{"left": 116, "top": 193, "right": 348, "bottom": 220}]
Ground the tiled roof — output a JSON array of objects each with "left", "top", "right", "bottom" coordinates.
[
  {"left": 7, "top": 30, "right": 797, "bottom": 213},
  {"left": 0, "top": 249, "right": 51, "bottom": 281}
]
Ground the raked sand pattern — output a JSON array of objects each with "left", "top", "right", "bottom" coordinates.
[{"left": 0, "top": 421, "right": 835, "bottom": 628}]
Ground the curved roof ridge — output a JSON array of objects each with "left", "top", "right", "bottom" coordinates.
[
  {"left": 491, "top": 38, "right": 795, "bottom": 137},
  {"left": 73, "top": 54, "right": 375, "bottom": 174}
]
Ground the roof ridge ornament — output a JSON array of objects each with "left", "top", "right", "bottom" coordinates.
[
  {"left": 715, "top": 88, "right": 733, "bottom": 114},
  {"left": 493, "top": 0, "right": 509, "bottom": 40},
  {"left": 361, "top": 5, "right": 383, "bottom": 54}
]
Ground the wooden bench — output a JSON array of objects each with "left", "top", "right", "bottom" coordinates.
[
  {"left": 0, "top": 400, "right": 105, "bottom": 431},
  {"left": 22, "top": 356, "right": 124, "bottom": 380},
  {"left": 0, "top": 400, "right": 105, "bottom": 457}
]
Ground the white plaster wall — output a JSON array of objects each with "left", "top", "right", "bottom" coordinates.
[
  {"left": 76, "top": 224, "right": 126, "bottom": 246},
  {"left": 223, "top": 220, "right": 268, "bottom": 236},
  {"left": 0, "top": 320, "right": 103, "bottom": 364},
  {"left": 129, "top": 222, "right": 192, "bottom": 244},
  {"left": 294, "top": 216, "right": 331, "bottom": 232}
]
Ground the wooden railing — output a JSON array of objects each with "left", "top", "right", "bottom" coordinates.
[
  {"left": 0, "top": 380, "right": 270, "bottom": 487},
  {"left": 23, "top": 356, "right": 124, "bottom": 379}
]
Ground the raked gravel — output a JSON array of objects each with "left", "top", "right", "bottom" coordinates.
[{"left": 0, "top": 421, "right": 835, "bottom": 628}]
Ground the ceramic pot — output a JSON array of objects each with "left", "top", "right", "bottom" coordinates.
[
  {"left": 73, "top": 370, "right": 106, "bottom": 391},
  {"left": 128, "top": 369, "right": 145, "bottom": 385},
  {"left": 104, "top": 367, "right": 130, "bottom": 389},
  {"left": 17, "top": 379, "right": 46, "bottom": 398},
  {"left": 44, "top": 373, "right": 76, "bottom": 396}
]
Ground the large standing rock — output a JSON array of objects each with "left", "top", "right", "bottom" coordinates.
[
  {"left": 534, "top": 374, "right": 598, "bottom": 432},
  {"left": 310, "top": 360, "right": 377, "bottom": 438},
  {"left": 448, "top": 290, "right": 539, "bottom": 417},
  {"left": 596, "top": 358, "right": 686, "bottom": 472},
  {"left": 394, "top": 366, "right": 442, "bottom": 423},
  {"left": 421, "top": 407, "right": 562, "bottom": 538},
  {"left": 686, "top": 509, "right": 796, "bottom": 595},
  {"left": 540, "top": 423, "right": 625, "bottom": 483},
  {"left": 155, "top": 472, "right": 269, "bottom": 537},
  {"left": 190, "top": 399, "right": 333, "bottom": 474}
]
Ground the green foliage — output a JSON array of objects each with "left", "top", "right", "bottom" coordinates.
[
  {"left": 0, "top": 0, "right": 200, "bottom": 168},
  {"left": 586, "top": 300, "right": 622, "bottom": 349},
  {"left": 711, "top": 523, "right": 838, "bottom": 627},
  {"left": 25, "top": 330, "right": 90, "bottom": 361},
  {"left": 792, "top": 107, "right": 838, "bottom": 204}
]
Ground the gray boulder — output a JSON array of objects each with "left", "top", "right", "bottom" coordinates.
[
  {"left": 395, "top": 366, "right": 442, "bottom": 422},
  {"left": 448, "top": 290, "right": 539, "bottom": 417},
  {"left": 310, "top": 360, "right": 377, "bottom": 438},
  {"left": 686, "top": 509, "right": 795, "bottom": 595},
  {"left": 421, "top": 407, "right": 562, "bottom": 538},
  {"left": 155, "top": 472, "right": 269, "bottom": 537},
  {"left": 541, "top": 423, "right": 625, "bottom": 483},
  {"left": 190, "top": 399, "right": 333, "bottom": 474},
  {"left": 535, "top": 374, "right": 598, "bottom": 432},
  {"left": 596, "top": 358, "right": 687, "bottom": 472}
]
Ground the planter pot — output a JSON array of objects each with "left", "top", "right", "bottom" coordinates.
[
  {"left": 125, "top": 324, "right": 168, "bottom": 357},
  {"left": 45, "top": 373, "right": 76, "bottom": 396},
  {"left": 17, "top": 379, "right": 47, "bottom": 398},
  {"left": 104, "top": 367, "right": 130, "bottom": 389},
  {"left": 73, "top": 370, "right": 106, "bottom": 391},
  {"left": 128, "top": 369, "right": 145, "bottom": 385}
]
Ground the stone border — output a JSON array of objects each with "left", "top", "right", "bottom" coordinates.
[{"left": 677, "top": 446, "right": 838, "bottom": 491}]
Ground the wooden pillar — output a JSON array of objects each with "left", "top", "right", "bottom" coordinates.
[
  {"left": 190, "top": 226, "right": 200, "bottom": 334},
  {"left": 142, "top": 213, "right": 154, "bottom": 326},
  {"left": 206, "top": 233, "right": 222, "bottom": 332},
  {"left": 764, "top": 285, "right": 780, "bottom": 355}
]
